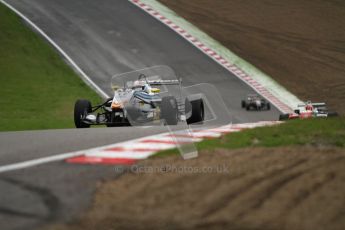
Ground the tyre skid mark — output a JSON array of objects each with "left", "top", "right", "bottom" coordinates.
[
  {"left": 200, "top": 159, "right": 307, "bottom": 219},
  {"left": 225, "top": 157, "right": 343, "bottom": 223},
  {"left": 248, "top": 157, "right": 343, "bottom": 215},
  {"left": 0, "top": 207, "right": 43, "bottom": 219},
  {"left": 0, "top": 177, "right": 61, "bottom": 228}
]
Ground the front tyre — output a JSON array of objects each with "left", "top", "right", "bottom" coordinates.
[
  {"left": 161, "top": 96, "right": 178, "bottom": 125},
  {"left": 266, "top": 102, "right": 271, "bottom": 110},
  {"left": 186, "top": 99, "right": 204, "bottom": 124},
  {"left": 279, "top": 114, "right": 289, "bottom": 121},
  {"left": 328, "top": 111, "right": 338, "bottom": 117},
  {"left": 74, "top": 99, "right": 92, "bottom": 128},
  {"left": 241, "top": 100, "right": 246, "bottom": 108}
]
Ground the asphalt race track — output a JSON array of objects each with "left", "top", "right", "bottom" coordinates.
[
  {"left": 0, "top": 0, "right": 282, "bottom": 229},
  {"left": 0, "top": 126, "right": 175, "bottom": 230}
]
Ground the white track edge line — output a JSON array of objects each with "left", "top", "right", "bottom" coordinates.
[
  {"left": 0, "top": 121, "right": 281, "bottom": 173},
  {"left": 0, "top": 130, "right": 181, "bottom": 173}
]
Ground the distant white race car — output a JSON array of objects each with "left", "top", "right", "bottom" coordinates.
[{"left": 279, "top": 101, "right": 338, "bottom": 120}]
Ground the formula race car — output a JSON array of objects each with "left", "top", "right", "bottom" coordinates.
[
  {"left": 241, "top": 94, "right": 271, "bottom": 111},
  {"left": 279, "top": 101, "right": 338, "bottom": 120},
  {"left": 74, "top": 74, "right": 204, "bottom": 128}
]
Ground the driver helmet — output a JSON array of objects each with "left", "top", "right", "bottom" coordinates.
[
  {"left": 305, "top": 101, "right": 313, "bottom": 111},
  {"left": 143, "top": 83, "right": 152, "bottom": 94},
  {"left": 133, "top": 80, "right": 141, "bottom": 88}
]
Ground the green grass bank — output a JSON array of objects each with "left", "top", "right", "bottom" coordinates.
[
  {"left": 156, "top": 117, "right": 345, "bottom": 157},
  {"left": 0, "top": 3, "right": 102, "bottom": 131}
]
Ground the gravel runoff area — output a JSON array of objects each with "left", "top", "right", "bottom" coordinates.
[
  {"left": 49, "top": 146, "right": 345, "bottom": 230},
  {"left": 158, "top": 0, "right": 345, "bottom": 114}
]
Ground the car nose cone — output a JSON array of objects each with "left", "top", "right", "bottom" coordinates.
[{"left": 85, "top": 114, "right": 97, "bottom": 122}]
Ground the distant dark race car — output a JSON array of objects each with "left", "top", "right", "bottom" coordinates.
[{"left": 241, "top": 94, "right": 271, "bottom": 111}]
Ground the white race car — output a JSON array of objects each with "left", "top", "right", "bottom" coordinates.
[
  {"left": 279, "top": 101, "right": 338, "bottom": 120},
  {"left": 74, "top": 74, "right": 204, "bottom": 128}
]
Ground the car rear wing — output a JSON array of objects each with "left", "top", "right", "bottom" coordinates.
[
  {"left": 297, "top": 102, "right": 326, "bottom": 108},
  {"left": 312, "top": 102, "right": 327, "bottom": 107},
  {"left": 146, "top": 79, "right": 181, "bottom": 86}
]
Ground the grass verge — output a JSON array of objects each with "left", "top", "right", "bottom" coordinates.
[
  {"left": 0, "top": 3, "right": 102, "bottom": 131},
  {"left": 155, "top": 117, "right": 345, "bottom": 157}
]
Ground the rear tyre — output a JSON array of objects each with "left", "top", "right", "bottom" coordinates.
[
  {"left": 74, "top": 99, "right": 92, "bottom": 128},
  {"left": 246, "top": 105, "right": 250, "bottom": 111},
  {"left": 161, "top": 96, "right": 178, "bottom": 125},
  {"left": 186, "top": 99, "right": 204, "bottom": 124},
  {"left": 241, "top": 100, "right": 246, "bottom": 108},
  {"left": 279, "top": 114, "right": 289, "bottom": 121},
  {"left": 328, "top": 111, "right": 338, "bottom": 117}
]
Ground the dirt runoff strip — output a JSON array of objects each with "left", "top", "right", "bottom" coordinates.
[
  {"left": 48, "top": 146, "right": 345, "bottom": 230},
  {"left": 158, "top": 0, "right": 345, "bottom": 114}
]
